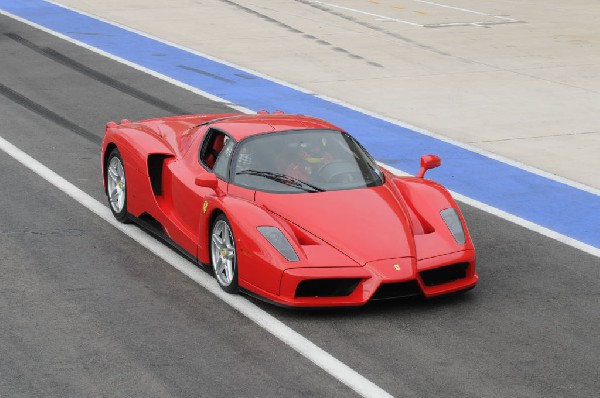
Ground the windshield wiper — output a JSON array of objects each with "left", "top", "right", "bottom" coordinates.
[{"left": 236, "top": 170, "right": 324, "bottom": 192}]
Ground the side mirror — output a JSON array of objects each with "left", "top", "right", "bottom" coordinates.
[
  {"left": 416, "top": 154, "right": 441, "bottom": 178},
  {"left": 195, "top": 173, "right": 218, "bottom": 188}
]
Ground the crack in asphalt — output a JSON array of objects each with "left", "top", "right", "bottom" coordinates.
[
  {"left": 0, "top": 229, "right": 84, "bottom": 237},
  {"left": 469, "top": 130, "right": 600, "bottom": 143}
]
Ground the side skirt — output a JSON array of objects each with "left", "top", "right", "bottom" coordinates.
[{"left": 127, "top": 213, "right": 211, "bottom": 273}]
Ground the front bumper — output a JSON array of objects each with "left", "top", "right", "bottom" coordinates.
[{"left": 240, "top": 250, "right": 477, "bottom": 307}]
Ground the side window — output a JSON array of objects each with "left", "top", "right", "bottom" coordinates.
[
  {"left": 200, "top": 129, "right": 228, "bottom": 170},
  {"left": 213, "top": 138, "right": 235, "bottom": 179}
]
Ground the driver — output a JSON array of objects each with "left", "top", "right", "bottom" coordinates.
[{"left": 276, "top": 135, "right": 333, "bottom": 181}]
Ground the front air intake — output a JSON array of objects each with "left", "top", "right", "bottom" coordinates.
[
  {"left": 420, "top": 262, "right": 468, "bottom": 286},
  {"left": 371, "top": 281, "right": 421, "bottom": 300},
  {"left": 295, "top": 278, "right": 361, "bottom": 298}
]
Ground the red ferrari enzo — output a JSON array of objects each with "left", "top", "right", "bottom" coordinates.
[{"left": 101, "top": 112, "right": 477, "bottom": 307}]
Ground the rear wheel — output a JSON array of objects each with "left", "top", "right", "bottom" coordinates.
[
  {"left": 106, "top": 148, "right": 129, "bottom": 223},
  {"left": 210, "top": 214, "right": 239, "bottom": 293}
]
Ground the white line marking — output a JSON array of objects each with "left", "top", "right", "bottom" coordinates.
[
  {"left": 379, "top": 164, "right": 600, "bottom": 258},
  {"left": 424, "top": 21, "right": 517, "bottom": 28},
  {"left": 307, "top": 0, "right": 424, "bottom": 26},
  {"left": 410, "top": 0, "right": 519, "bottom": 22},
  {"left": 0, "top": 135, "right": 395, "bottom": 398},
  {"left": 308, "top": 0, "right": 520, "bottom": 26},
  {"left": 1, "top": 4, "right": 598, "bottom": 260}
]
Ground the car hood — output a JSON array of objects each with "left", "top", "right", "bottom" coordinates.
[{"left": 255, "top": 185, "right": 415, "bottom": 265}]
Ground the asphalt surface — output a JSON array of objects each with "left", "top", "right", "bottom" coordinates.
[{"left": 1, "top": 14, "right": 599, "bottom": 398}]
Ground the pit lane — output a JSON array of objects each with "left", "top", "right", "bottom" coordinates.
[{"left": 1, "top": 14, "right": 599, "bottom": 398}]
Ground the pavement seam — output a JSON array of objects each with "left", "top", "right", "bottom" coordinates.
[{"left": 469, "top": 131, "right": 600, "bottom": 143}]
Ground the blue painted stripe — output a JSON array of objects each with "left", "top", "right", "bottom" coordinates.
[{"left": 2, "top": 0, "right": 599, "bottom": 249}]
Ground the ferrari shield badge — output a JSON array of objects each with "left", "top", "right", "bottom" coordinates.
[
  {"left": 202, "top": 200, "right": 208, "bottom": 214},
  {"left": 393, "top": 264, "right": 401, "bottom": 271}
]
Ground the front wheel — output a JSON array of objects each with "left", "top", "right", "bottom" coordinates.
[
  {"left": 210, "top": 214, "right": 239, "bottom": 293},
  {"left": 106, "top": 148, "right": 129, "bottom": 223}
]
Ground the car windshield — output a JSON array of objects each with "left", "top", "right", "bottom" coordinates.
[{"left": 231, "top": 129, "right": 384, "bottom": 193}]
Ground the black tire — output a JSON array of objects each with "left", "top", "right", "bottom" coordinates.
[
  {"left": 210, "top": 214, "right": 239, "bottom": 293},
  {"left": 105, "top": 148, "right": 130, "bottom": 223}
]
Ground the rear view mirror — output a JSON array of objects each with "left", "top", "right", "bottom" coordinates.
[
  {"left": 416, "top": 154, "right": 441, "bottom": 178},
  {"left": 195, "top": 173, "right": 218, "bottom": 188}
]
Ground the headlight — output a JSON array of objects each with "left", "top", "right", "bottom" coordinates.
[
  {"left": 257, "top": 226, "right": 299, "bottom": 262},
  {"left": 440, "top": 208, "right": 466, "bottom": 244}
]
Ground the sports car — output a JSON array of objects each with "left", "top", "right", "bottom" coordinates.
[{"left": 101, "top": 111, "right": 477, "bottom": 307}]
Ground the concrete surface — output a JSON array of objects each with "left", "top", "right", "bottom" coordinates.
[{"left": 53, "top": 0, "right": 600, "bottom": 188}]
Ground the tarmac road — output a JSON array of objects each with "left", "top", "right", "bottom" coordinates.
[{"left": 1, "top": 14, "right": 599, "bottom": 398}]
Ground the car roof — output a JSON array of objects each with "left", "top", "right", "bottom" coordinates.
[{"left": 208, "top": 114, "right": 343, "bottom": 141}]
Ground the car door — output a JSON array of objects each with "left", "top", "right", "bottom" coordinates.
[{"left": 166, "top": 128, "right": 233, "bottom": 256}]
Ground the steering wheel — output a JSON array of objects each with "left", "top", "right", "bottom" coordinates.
[{"left": 315, "top": 160, "right": 361, "bottom": 183}]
